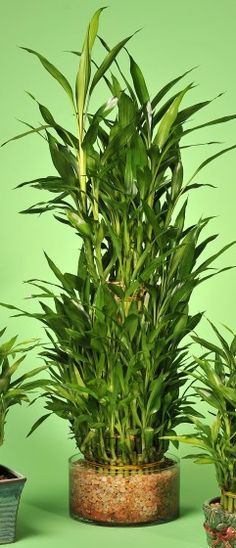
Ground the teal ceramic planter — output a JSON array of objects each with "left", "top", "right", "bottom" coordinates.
[{"left": 0, "top": 465, "right": 26, "bottom": 544}]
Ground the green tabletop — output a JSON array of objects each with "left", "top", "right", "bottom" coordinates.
[{"left": 14, "top": 458, "right": 215, "bottom": 548}]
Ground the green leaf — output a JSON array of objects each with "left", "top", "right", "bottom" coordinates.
[
  {"left": 154, "top": 84, "right": 192, "bottom": 149},
  {"left": 220, "top": 386, "right": 236, "bottom": 406},
  {"left": 6, "top": 355, "right": 25, "bottom": 377},
  {"left": 175, "top": 199, "right": 188, "bottom": 235},
  {"left": 147, "top": 373, "right": 164, "bottom": 415},
  {"left": 178, "top": 235, "right": 196, "bottom": 279},
  {"left": 211, "top": 415, "right": 221, "bottom": 443},
  {"left": 20, "top": 47, "right": 75, "bottom": 108},
  {"left": 1, "top": 125, "right": 50, "bottom": 147},
  {"left": 171, "top": 280, "right": 197, "bottom": 310},
  {"left": 192, "top": 337, "right": 226, "bottom": 357},
  {"left": 44, "top": 253, "right": 73, "bottom": 292},
  {"left": 194, "top": 457, "right": 215, "bottom": 464},
  {"left": 138, "top": 244, "right": 184, "bottom": 282},
  {"left": 123, "top": 314, "right": 139, "bottom": 340},
  {"left": 151, "top": 66, "right": 197, "bottom": 109},
  {"left": 176, "top": 97, "right": 218, "bottom": 124},
  {"left": 129, "top": 54, "right": 149, "bottom": 105},
  {"left": 89, "top": 32, "right": 136, "bottom": 95},
  {"left": 82, "top": 96, "right": 118, "bottom": 149},
  {"left": 16, "top": 176, "right": 64, "bottom": 192},
  {"left": 111, "top": 73, "right": 122, "bottom": 96},
  {"left": 184, "top": 114, "right": 236, "bottom": 136},
  {"left": 194, "top": 234, "right": 218, "bottom": 260},
  {"left": 169, "top": 231, "right": 195, "bottom": 278},
  {"left": 207, "top": 320, "right": 232, "bottom": 360},
  {"left": 101, "top": 122, "right": 135, "bottom": 164},
  {"left": 26, "top": 92, "right": 79, "bottom": 148},
  {"left": 0, "top": 328, "right": 7, "bottom": 339},
  {"left": 188, "top": 145, "right": 236, "bottom": 183},
  {"left": 12, "top": 373, "right": 46, "bottom": 390},
  {"left": 182, "top": 453, "right": 213, "bottom": 461},
  {"left": 98, "top": 35, "right": 138, "bottom": 103},
  {"left": 47, "top": 132, "right": 76, "bottom": 181},
  {"left": 163, "top": 435, "right": 209, "bottom": 451},
  {"left": 67, "top": 211, "right": 92, "bottom": 238},
  {"left": 118, "top": 93, "right": 136, "bottom": 128},
  {"left": 76, "top": 8, "right": 105, "bottom": 131},
  {"left": 230, "top": 335, "right": 236, "bottom": 355},
  {"left": 194, "top": 387, "right": 223, "bottom": 410},
  {"left": 27, "top": 413, "right": 52, "bottom": 437},
  {"left": 88, "top": 7, "right": 107, "bottom": 53},
  {"left": 193, "top": 241, "right": 236, "bottom": 276},
  {"left": 142, "top": 203, "right": 162, "bottom": 237},
  {"left": 0, "top": 336, "right": 18, "bottom": 355},
  {"left": 171, "top": 161, "right": 183, "bottom": 200}
]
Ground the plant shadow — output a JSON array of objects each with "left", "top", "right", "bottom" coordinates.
[
  {"left": 17, "top": 508, "right": 42, "bottom": 540},
  {"left": 179, "top": 505, "right": 200, "bottom": 518},
  {"left": 27, "top": 492, "right": 68, "bottom": 518}
]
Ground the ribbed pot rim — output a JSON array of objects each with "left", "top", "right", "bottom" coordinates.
[{"left": 0, "top": 463, "right": 26, "bottom": 484}]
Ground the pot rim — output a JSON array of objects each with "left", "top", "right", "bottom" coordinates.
[
  {"left": 0, "top": 463, "right": 26, "bottom": 484},
  {"left": 202, "top": 495, "right": 236, "bottom": 516},
  {"left": 203, "top": 496, "right": 221, "bottom": 507},
  {"left": 69, "top": 451, "right": 180, "bottom": 470}
]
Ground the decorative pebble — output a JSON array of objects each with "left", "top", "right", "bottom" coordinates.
[{"left": 69, "top": 459, "right": 179, "bottom": 524}]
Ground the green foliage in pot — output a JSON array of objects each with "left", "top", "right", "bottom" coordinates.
[
  {"left": 0, "top": 327, "right": 47, "bottom": 446},
  {"left": 2, "top": 9, "right": 236, "bottom": 465},
  {"left": 166, "top": 322, "right": 236, "bottom": 513}
]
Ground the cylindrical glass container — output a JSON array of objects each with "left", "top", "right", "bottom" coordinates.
[{"left": 69, "top": 454, "right": 179, "bottom": 525}]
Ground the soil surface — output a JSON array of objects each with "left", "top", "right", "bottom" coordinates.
[
  {"left": 70, "top": 459, "right": 179, "bottom": 524},
  {"left": 0, "top": 465, "right": 15, "bottom": 481}
]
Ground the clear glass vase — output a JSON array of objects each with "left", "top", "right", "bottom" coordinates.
[{"left": 69, "top": 454, "right": 179, "bottom": 525}]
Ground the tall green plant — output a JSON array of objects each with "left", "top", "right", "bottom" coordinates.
[
  {"left": 165, "top": 322, "right": 236, "bottom": 512},
  {"left": 2, "top": 8, "right": 236, "bottom": 465},
  {"left": 0, "top": 328, "right": 47, "bottom": 445}
]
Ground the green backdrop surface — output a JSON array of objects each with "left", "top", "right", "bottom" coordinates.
[{"left": 0, "top": 0, "right": 236, "bottom": 546}]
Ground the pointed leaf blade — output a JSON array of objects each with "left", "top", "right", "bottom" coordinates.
[
  {"left": 20, "top": 47, "right": 75, "bottom": 108},
  {"left": 89, "top": 33, "right": 136, "bottom": 95},
  {"left": 129, "top": 54, "right": 149, "bottom": 105}
]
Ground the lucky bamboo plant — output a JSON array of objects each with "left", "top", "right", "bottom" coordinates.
[
  {"left": 0, "top": 328, "right": 47, "bottom": 445},
  {"left": 167, "top": 322, "right": 236, "bottom": 513},
  {"left": 2, "top": 8, "right": 236, "bottom": 466}
]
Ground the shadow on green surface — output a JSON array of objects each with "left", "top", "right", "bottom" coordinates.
[
  {"left": 17, "top": 507, "right": 42, "bottom": 540},
  {"left": 27, "top": 492, "right": 68, "bottom": 518},
  {"left": 180, "top": 505, "right": 201, "bottom": 518}
]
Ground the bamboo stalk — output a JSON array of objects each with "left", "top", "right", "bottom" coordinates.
[{"left": 221, "top": 489, "right": 236, "bottom": 513}]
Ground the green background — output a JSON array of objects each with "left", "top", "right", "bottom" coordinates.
[{"left": 1, "top": 0, "right": 236, "bottom": 546}]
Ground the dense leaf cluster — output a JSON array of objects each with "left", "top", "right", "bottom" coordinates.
[
  {"left": 3, "top": 9, "right": 236, "bottom": 464},
  {"left": 0, "top": 329, "right": 47, "bottom": 445},
  {"left": 167, "top": 323, "right": 236, "bottom": 508}
]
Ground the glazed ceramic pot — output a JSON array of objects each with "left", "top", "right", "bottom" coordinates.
[
  {"left": 0, "top": 465, "right": 26, "bottom": 544},
  {"left": 203, "top": 497, "right": 236, "bottom": 547},
  {"left": 69, "top": 453, "right": 179, "bottom": 525}
]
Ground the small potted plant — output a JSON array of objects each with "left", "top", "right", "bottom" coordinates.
[
  {"left": 166, "top": 322, "right": 236, "bottom": 547},
  {"left": 0, "top": 327, "right": 46, "bottom": 543},
  {"left": 2, "top": 8, "right": 236, "bottom": 526}
]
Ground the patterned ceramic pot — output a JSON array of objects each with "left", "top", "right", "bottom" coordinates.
[
  {"left": 203, "top": 497, "right": 236, "bottom": 547},
  {"left": 0, "top": 465, "right": 26, "bottom": 544}
]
